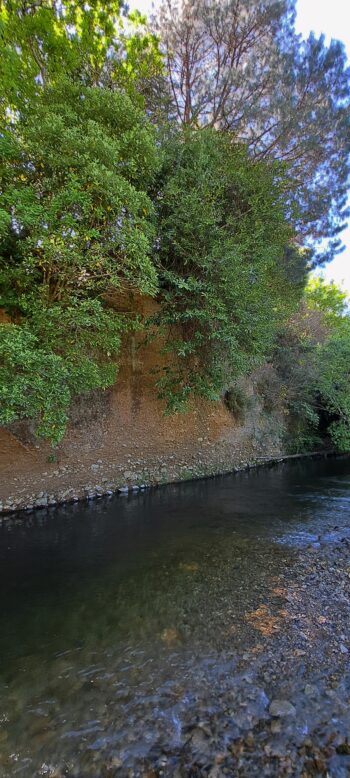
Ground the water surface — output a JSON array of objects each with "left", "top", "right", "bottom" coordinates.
[{"left": 1, "top": 456, "right": 350, "bottom": 776}]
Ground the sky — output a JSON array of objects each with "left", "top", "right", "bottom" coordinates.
[
  {"left": 295, "top": 1, "right": 350, "bottom": 294},
  {"left": 129, "top": 0, "right": 350, "bottom": 294}
]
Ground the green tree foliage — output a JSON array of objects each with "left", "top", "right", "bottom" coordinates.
[
  {"left": 273, "top": 278, "right": 350, "bottom": 452},
  {"left": 272, "top": 312, "right": 321, "bottom": 453},
  {"left": 0, "top": 0, "right": 161, "bottom": 441},
  {"left": 0, "top": 0, "right": 349, "bottom": 454},
  {"left": 0, "top": 79, "right": 159, "bottom": 302},
  {"left": 154, "top": 0, "right": 350, "bottom": 264},
  {"left": 0, "top": 325, "right": 71, "bottom": 443},
  {"left": 0, "top": 0, "right": 161, "bottom": 115},
  {"left": 305, "top": 277, "right": 348, "bottom": 326},
  {"left": 154, "top": 129, "right": 303, "bottom": 409},
  {"left": 317, "top": 325, "right": 350, "bottom": 451},
  {"left": 0, "top": 303, "right": 125, "bottom": 443},
  {"left": 308, "top": 280, "right": 350, "bottom": 451}
]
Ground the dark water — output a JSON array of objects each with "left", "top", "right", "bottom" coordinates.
[{"left": 1, "top": 457, "right": 350, "bottom": 776}]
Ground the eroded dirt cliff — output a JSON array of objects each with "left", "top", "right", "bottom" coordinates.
[{"left": 0, "top": 296, "right": 285, "bottom": 513}]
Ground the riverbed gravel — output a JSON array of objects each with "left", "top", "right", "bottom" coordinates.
[{"left": 0, "top": 461, "right": 349, "bottom": 777}]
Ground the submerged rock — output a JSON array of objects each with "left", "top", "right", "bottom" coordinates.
[{"left": 269, "top": 699, "right": 296, "bottom": 717}]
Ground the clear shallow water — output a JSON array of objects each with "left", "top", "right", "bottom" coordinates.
[{"left": 1, "top": 456, "right": 350, "bottom": 776}]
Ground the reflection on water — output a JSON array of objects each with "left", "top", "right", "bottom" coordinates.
[{"left": 0, "top": 456, "right": 350, "bottom": 775}]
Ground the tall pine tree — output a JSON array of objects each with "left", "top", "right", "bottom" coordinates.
[{"left": 153, "top": 0, "right": 350, "bottom": 264}]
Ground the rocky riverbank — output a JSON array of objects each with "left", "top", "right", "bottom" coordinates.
[
  {"left": 0, "top": 359, "right": 289, "bottom": 516},
  {"left": 0, "top": 449, "right": 334, "bottom": 516},
  {"left": 159, "top": 526, "right": 350, "bottom": 777}
]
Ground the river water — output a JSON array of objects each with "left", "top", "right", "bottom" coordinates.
[{"left": 1, "top": 457, "right": 350, "bottom": 776}]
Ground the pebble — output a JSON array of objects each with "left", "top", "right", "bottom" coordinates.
[
  {"left": 270, "top": 719, "right": 282, "bottom": 734},
  {"left": 34, "top": 497, "right": 48, "bottom": 509},
  {"left": 269, "top": 699, "right": 296, "bottom": 717},
  {"left": 304, "top": 684, "right": 317, "bottom": 697}
]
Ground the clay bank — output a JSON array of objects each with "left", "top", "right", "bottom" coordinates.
[{"left": 0, "top": 298, "right": 293, "bottom": 515}]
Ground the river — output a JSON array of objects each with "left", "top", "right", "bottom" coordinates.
[{"left": 0, "top": 456, "right": 350, "bottom": 776}]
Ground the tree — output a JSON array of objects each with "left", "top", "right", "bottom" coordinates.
[
  {"left": 0, "top": 79, "right": 159, "bottom": 304},
  {"left": 153, "top": 0, "right": 350, "bottom": 264},
  {"left": 305, "top": 277, "right": 348, "bottom": 326},
  {"left": 0, "top": 0, "right": 162, "bottom": 115},
  {"left": 317, "top": 324, "right": 350, "bottom": 451},
  {"left": 154, "top": 128, "right": 302, "bottom": 409},
  {"left": 0, "top": 1, "right": 162, "bottom": 442},
  {"left": 271, "top": 278, "right": 350, "bottom": 452}
]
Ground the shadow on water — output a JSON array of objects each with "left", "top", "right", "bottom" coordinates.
[{"left": 0, "top": 456, "right": 350, "bottom": 775}]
